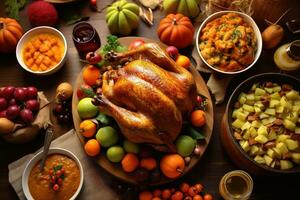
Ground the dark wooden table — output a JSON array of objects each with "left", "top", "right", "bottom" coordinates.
[{"left": 1, "top": 0, "right": 300, "bottom": 199}]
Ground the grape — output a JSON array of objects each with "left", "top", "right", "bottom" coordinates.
[
  {"left": 58, "top": 114, "right": 65, "bottom": 123},
  {"left": 0, "top": 110, "right": 7, "bottom": 118},
  {"left": 53, "top": 104, "right": 63, "bottom": 115},
  {"left": 6, "top": 105, "right": 20, "bottom": 120},
  {"left": 25, "top": 99, "right": 40, "bottom": 112},
  {"left": 27, "top": 87, "right": 38, "bottom": 99},
  {"left": 63, "top": 114, "right": 70, "bottom": 123},
  {"left": 20, "top": 109, "right": 34, "bottom": 123},
  {"left": 14, "top": 88, "right": 27, "bottom": 101},
  {"left": 0, "top": 98, "right": 8, "bottom": 110},
  {"left": 8, "top": 98, "right": 17, "bottom": 106},
  {"left": 3, "top": 86, "right": 15, "bottom": 99}
]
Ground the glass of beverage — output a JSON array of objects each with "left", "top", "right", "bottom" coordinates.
[{"left": 72, "top": 22, "right": 101, "bottom": 58}]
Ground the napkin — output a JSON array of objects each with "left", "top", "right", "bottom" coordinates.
[
  {"left": 191, "top": 45, "right": 233, "bottom": 104},
  {"left": 8, "top": 130, "right": 119, "bottom": 200}
]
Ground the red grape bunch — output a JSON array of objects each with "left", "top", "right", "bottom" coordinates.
[{"left": 0, "top": 86, "right": 39, "bottom": 124}]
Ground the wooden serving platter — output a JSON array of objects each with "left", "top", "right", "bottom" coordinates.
[{"left": 72, "top": 37, "right": 214, "bottom": 185}]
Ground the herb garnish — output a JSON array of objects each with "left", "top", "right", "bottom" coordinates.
[{"left": 4, "top": 0, "right": 29, "bottom": 20}]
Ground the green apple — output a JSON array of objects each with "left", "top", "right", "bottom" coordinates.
[
  {"left": 77, "top": 97, "right": 98, "bottom": 119},
  {"left": 106, "top": 146, "right": 125, "bottom": 163},
  {"left": 96, "top": 126, "right": 119, "bottom": 148},
  {"left": 175, "top": 135, "right": 196, "bottom": 157},
  {"left": 123, "top": 140, "right": 140, "bottom": 154}
]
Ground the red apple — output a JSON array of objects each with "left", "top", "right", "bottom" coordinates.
[{"left": 86, "top": 52, "right": 102, "bottom": 64}]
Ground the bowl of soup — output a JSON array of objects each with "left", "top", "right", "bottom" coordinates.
[
  {"left": 22, "top": 148, "right": 83, "bottom": 200},
  {"left": 196, "top": 11, "right": 262, "bottom": 74},
  {"left": 16, "top": 26, "right": 67, "bottom": 76}
]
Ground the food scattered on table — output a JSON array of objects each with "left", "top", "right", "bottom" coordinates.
[
  {"left": 0, "top": 86, "right": 39, "bottom": 132},
  {"left": 27, "top": 1, "right": 58, "bottom": 27},
  {"left": 231, "top": 82, "right": 300, "bottom": 170},
  {"left": 22, "top": 33, "right": 64, "bottom": 72},
  {"left": 139, "top": 181, "right": 213, "bottom": 200},
  {"left": 53, "top": 82, "right": 73, "bottom": 124},
  {"left": 28, "top": 154, "right": 80, "bottom": 200},
  {"left": 157, "top": 13, "right": 195, "bottom": 49},
  {"left": 163, "top": 0, "right": 201, "bottom": 18},
  {"left": 74, "top": 36, "right": 208, "bottom": 183},
  {"left": 199, "top": 12, "right": 257, "bottom": 72},
  {"left": 105, "top": 0, "right": 140, "bottom": 36},
  {"left": 0, "top": 17, "right": 23, "bottom": 53}
]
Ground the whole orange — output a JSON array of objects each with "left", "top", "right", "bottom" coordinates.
[
  {"left": 121, "top": 153, "right": 139, "bottom": 173},
  {"left": 82, "top": 65, "right": 100, "bottom": 86},
  {"left": 160, "top": 154, "right": 185, "bottom": 179},
  {"left": 139, "top": 191, "right": 153, "bottom": 200},
  {"left": 84, "top": 139, "right": 101, "bottom": 156},
  {"left": 190, "top": 110, "right": 206, "bottom": 127},
  {"left": 176, "top": 55, "right": 191, "bottom": 69}
]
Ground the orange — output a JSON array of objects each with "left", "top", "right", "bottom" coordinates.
[
  {"left": 190, "top": 110, "right": 206, "bottom": 127},
  {"left": 139, "top": 191, "right": 153, "bottom": 200},
  {"left": 79, "top": 119, "right": 97, "bottom": 138},
  {"left": 140, "top": 157, "right": 157, "bottom": 171},
  {"left": 82, "top": 65, "right": 100, "bottom": 86},
  {"left": 176, "top": 55, "right": 191, "bottom": 69},
  {"left": 121, "top": 153, "right": 139, "bottom": 173},
  {"left": 84, "top": 139, "right": 101, "bottom": 156}
]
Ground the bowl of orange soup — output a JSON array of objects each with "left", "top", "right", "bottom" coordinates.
[
  {"left": 16, "top": 26, "right": 67, "bottom": 76},
  {"left": 22, "top": 148, "right": 83, "bottom": 200}
]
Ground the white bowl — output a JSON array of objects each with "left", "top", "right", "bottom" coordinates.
[
  {"left": 22, "top": 148, "right": 84, "bottom": 200},
  {"left": 16, "top": 26, "right": 67, "bottom": 76},
  {"left": 196, "top": 11, "right": 262, "bottom": 75}
]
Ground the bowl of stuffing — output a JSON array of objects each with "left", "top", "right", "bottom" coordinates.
[{"left": 196, "top": 11, "right": 262, "bottom": 74}]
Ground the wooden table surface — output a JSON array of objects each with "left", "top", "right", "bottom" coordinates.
[{"left": 1, "top": 0, "right": 300, "bottom": 199}]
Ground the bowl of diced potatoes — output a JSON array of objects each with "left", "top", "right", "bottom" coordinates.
[
  {"left": 221, "top": 73, "right": 300, "bottom": 175},
  {"left": 16, "top": 26, "right": 67, "bottom": 76}
]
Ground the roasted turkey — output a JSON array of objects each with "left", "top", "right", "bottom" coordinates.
[{"left": 93, "top": 43, "right": 197, "bottom": 152}]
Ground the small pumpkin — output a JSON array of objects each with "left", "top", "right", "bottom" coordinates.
[
  {"left": 0, "top": 18, "right": 23, "bottom": 53},
  {"left": 160, "top": 154, "right": 185, "bottom": 179},
  {"left": 157, "top": 14, "right": 195, "bottom": 49},
  {"left": 105, "top": 0, "right": 140, "bottom": 36},
  {"left": 163, "top": 0, "right": 201, "bottom": 18}
]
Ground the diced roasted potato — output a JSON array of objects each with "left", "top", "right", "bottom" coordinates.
[
  {"left": 255, "top": 134, "right": 268, "bottom": 144},
  {"left": 280, "top": 160, "right": 293, "bottom": 170}
]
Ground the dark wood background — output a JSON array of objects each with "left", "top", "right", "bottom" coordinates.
[{"left": 0, "top": 0, "right": 300, "bottom": 199}]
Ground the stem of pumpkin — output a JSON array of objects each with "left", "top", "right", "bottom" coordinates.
[
  {"left": 172, "top": 18, "right": 177, "bottom": 26},
  {"left": 176, "top": 168, "right": 183, "bottom": 174},
  {"left": 0, "top": 22, "right": 4, "bottom": 30}
]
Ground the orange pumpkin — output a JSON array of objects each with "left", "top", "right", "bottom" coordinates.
[
  {"left": 0, "top": 18, "right": 23, "bottom": 53},
  {"left": 160, "top": 154, "right": 185, "bottom": 179},
  {"left": 157, "top": 14, "right": 194, "bottom": 49}
]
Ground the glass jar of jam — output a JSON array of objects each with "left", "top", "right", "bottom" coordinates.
[
  {"left": 219, "top": 170, "right": 253, "bottom": 200},
  {"left": 274, "top": 40, "right": 300, "bottom": 71},
  {"left": 72, "top": 22, "right": 101, "bottom": 58}
]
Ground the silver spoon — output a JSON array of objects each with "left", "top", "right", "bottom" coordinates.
[{"left": 39, "top": 127, "right": 54, "bottom": 171}]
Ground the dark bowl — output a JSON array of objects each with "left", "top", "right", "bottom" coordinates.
[{"left": 221, "top": 73, "right": 300, "bottom": 175}]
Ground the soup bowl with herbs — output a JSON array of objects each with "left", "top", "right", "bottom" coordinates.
[
  {"left": 196, "top": 11, "right": 262, "bottom": 74},
  {"left": 22, "top": 148, "right": 83, "bottom": 200}
]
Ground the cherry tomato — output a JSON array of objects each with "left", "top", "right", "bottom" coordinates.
[
  {"left": 179, "top": 182, "right": 190, "bottom": 193},
  {"left": 128, "top": 39, "right": 145, "bottom": 50},
  {"left": 203, "top": 194, "right": 213, "bottom": 200},
  {"left": 194, "top": 183, "right": 204, "bottom": 193},
  {"left": 53, "top": 184, "right": 59, "bottom": 191},
  {"left": 171, "top": 191, "right": 183, "bottom": 200},
  {"left": 193, "top": 195, "right": 203, "bottom": 200},
  {"left": 162, "top": 189, "right": 172, "bottom": 199}
]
